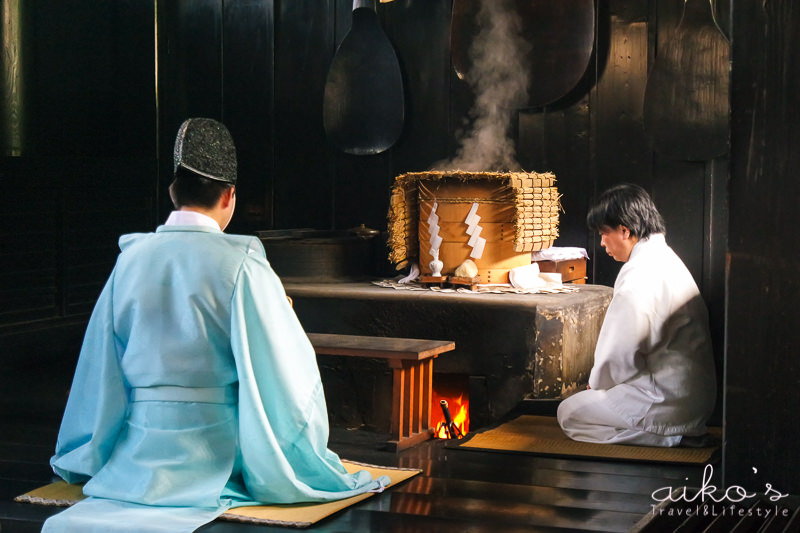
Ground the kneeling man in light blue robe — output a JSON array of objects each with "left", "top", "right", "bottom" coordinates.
[{"left": 43, "top": 118, "right": 388, "bottom": 532}]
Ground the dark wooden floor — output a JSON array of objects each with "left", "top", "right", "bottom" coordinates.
[
  {"left": 1, "top": 399, "right": 720, "bottom": 533},
  {"left": 3, "top": 330, "right": 797, "bottom": 532}
]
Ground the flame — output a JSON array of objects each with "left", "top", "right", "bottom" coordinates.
[{"left": 432, "top": 393, "right": 469, "bottom": 439}]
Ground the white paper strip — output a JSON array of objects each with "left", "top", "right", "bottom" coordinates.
[
  {"left": 464, "top": 203, "right": 481, "bottom": 235},
  {"left": 429, "top": 223, "right": 440, "bottom": 242},
  {"left": 428, "top": 201, "right": 439, "bottom": 223},
  {"left": 467, "top": 225, "right": 482, "bottom": 247},
  {"left": 470, "top": 237, "right": 486, "bottom": 259},
  {"left": 427, "top": 202, "right": 440, "bottom": 242},
  {"left": 466, "top": 202, "right": 479, "bottom": 220},
  {"left": 428, "top": 201, "right": 442, "bottom": 259},
  {"left": 464, "top": 202, "right": 485, "bottom": 259}
]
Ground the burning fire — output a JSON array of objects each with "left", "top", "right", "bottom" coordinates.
[{"left": 432, "top": 393, "right": 469, "bottom": 439}]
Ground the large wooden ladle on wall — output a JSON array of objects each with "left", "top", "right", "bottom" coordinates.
[
  {"left": 642, "top": 0, "right": 730, "bottom": 161},
  {"left": 323, "top": 0, "right": 405, "bottom": 155},
  {"left": 450, "top": 0, "right": 595, "bottom": 108}
]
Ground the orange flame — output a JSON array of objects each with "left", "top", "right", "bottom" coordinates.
[{"left": 432, "top": 393, "right": 469, "bottom": 439}]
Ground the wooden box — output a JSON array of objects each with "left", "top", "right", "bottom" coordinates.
[
  {"left": 535, "top": 258, "right": 587, "bottom": 284},
  {"left": 388, "top": 171, "right": 560, "bottom": 285},
  {"left": 418, "top": 180, "right": 531, "bottom": 284}
]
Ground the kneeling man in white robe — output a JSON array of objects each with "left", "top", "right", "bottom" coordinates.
[{"left": 557, "top": 184, "right": 716, "bottom": 447}]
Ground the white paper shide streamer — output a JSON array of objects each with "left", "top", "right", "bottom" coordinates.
[
  {"left": 464, "top": 203, "right": 486, "bottom": 259},
  {"left": 428, "top": 202, "right": 444, "bottom": 276}
]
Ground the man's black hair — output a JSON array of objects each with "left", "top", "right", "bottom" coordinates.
[
  {"left": 586, "top": 183, "right": 666, "bottom": 239},
  {"left": 169, "top": 167, "right": 234, "bottom": 210}
]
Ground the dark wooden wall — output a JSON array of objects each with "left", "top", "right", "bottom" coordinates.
[
  {"left": 0, "top": 1, "right": 157, "bottom": 328},
  {"left": 2, "top": 0, "right": 796, "bottom": 493},
  {"left": 725, "top": 0, "right": 800, "bottom": 494},
  {"left": 0, "top": 0, "right": 728, "bottom": 321}
]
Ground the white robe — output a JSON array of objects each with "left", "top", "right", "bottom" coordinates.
[{"left": 558, "top": 234, "right": 716, "bottom": 446}]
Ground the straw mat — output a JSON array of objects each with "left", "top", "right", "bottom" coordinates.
[
  {"left": 454, "top": 415, "right": 720, "bottom": 465},
  {"left": 14, "top": 460, "right": 421, "bottom": 528}
]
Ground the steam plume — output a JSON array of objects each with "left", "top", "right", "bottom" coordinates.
[{"left": 434, "top": 0, "right": 530, "bottom": 171}]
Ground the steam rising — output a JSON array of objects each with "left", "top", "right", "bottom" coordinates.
[{"left": 434, "top": 0, "right": 531, "bottom": 171}]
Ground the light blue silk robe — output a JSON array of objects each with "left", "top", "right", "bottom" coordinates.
[{"left": 43, "top": 219, "right": 388, "bottom": 532}]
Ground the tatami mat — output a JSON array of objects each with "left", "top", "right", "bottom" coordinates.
[
  {"left": 454, "top": 415, "right": 720, "bottom": 465},
  {"left": 15, "top": 460, "right": 421, "bottom": 528}
]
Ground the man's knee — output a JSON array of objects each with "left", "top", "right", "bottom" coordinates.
[{"left": 556, "top": 393, "right": 581, "bottom": 429}]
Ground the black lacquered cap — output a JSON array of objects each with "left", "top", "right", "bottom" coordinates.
[{"left": 173, "top": 118, "right": 237, "bottom": 184}]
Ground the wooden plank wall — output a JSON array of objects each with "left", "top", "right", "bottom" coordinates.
[
  {"left": 725, "top": 0, "right": 800, "bottom": 494},
  {"left": 0, "top": 1, "right": 156, "bottom": 329}
]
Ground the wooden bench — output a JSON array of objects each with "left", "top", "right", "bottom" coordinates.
[{"left": 306, "top": 333, "right": 456, "bottom": 451}]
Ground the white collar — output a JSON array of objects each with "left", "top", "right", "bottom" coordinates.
[
  {"left": 629, "top": 233, "right": 666, "bottom": 262},
  {"left": 164, "top": 210, "right": 221, "bottom": 230}
]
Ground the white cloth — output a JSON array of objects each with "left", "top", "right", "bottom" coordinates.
[
  {"left": 531, "top": 246, "right": 589, "bottom": 262},
  {"left": 508, "top": 263, "right": 546, "bottom": 289},
  {"left": 557, "top": 389, "right": 682, "bottom": 446},
  {"left": 398, "top": 263, "right": 420, "bottom": 284},
  {"left": 558, "top": 234, "right": 716, "bottom": 445}
]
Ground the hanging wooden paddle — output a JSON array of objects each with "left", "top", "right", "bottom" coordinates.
[
  {"left": 323, "top": 0, "right": 404, "bottom": 155},
  {"left": 450, "top": 0, "right": 595, "bottom": 108},
  {"left": 450, "top": 0, "right": 477, "bottom": 83},
  {"left": 642, "top": 0, "right": 730, "bottom": 161}
]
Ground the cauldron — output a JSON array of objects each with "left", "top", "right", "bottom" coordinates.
[{"left": 256, "top": 226, "right": 384, "bottom": 282}]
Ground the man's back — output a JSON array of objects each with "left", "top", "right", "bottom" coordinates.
[{"left": 113, "top": 225, "right": 261, "bottom": 389}]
